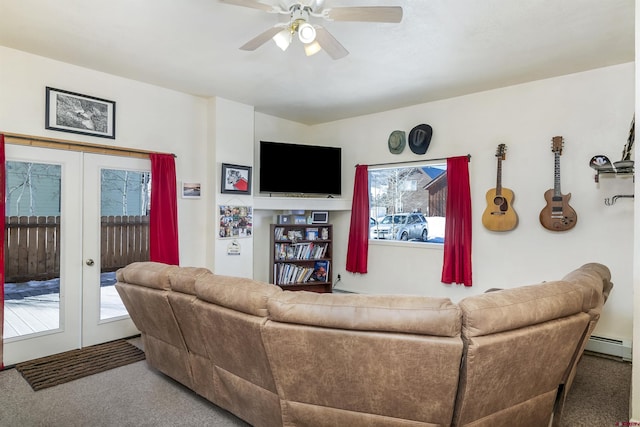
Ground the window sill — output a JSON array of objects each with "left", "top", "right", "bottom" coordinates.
[{"left": 368, "top": 239, "right": 444, "bottom": 249}]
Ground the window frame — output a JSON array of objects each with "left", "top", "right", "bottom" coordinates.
[{"left": 368, "top": 162, "right": 446, "bottom": 247}]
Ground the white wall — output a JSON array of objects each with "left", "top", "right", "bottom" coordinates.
[
  {"left": 308, "top": 63, "right": 635, "bottom": 344},
  {"left": 0, "top": 46, "right": 209, "bottom": 266},
  {"left": 211, "top": 97, "right": 255, "bottom": 277},
  {"left": 631, "top": 2, "right": 639, "bottom": 421}
]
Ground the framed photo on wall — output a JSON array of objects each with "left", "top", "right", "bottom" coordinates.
[
  {"left": 221, "top": 163, "right": 252, "bottom": 195},
  {"left": 181, "top": 181, "right": 201, "bottom": 199},
  {"left": 45, "top": 86, "right": 116, "bottom": 139}
]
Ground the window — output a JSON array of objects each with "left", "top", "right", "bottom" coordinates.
[{"left": 369, "top": 164, "right": 447, "bottom": 243}]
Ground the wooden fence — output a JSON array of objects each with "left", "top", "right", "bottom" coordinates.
[{"left": 4, "top": 215, "right": 149, "bottom": 283}]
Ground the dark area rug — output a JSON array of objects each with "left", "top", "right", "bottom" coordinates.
[{"left": 15, "top": 339, "right": 145, "bottom": 391}]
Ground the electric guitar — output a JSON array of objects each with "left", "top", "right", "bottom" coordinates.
[
  {"left": 482, "top": 143, "right": 518, "bottom": 231},
  {"left": 539, "top": 136, "right": 577, "bottom": 231}
]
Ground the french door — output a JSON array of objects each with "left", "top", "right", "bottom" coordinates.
[
  {"left": 3, "top": 145, "right": 150, "bottom": 365},
  {"left": 82, "top": 153, "right": 150, "bottom": 346}
]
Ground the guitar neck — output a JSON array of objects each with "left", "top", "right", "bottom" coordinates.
[
  {"left": 553, "top": 151, "right": 562, "bottom": 196},
  {"left": 495, "top": 158, "right": 503, "bottom": 195}
]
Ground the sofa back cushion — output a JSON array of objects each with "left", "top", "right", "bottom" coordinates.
[
  {"left": 453, "top": 281, "right": 590, "bottom": 426},
  {"left": 268, "top": 292, "right": 461, "bottom": 336},
  {"left": 263, "top": 292, "right": 463, "bottom": 426},
  {"left": 460, "top": 280, "right": 583, "bottom": 337},
  {"left": 115, "top": 262, "right": 182, "bottom": 344},
  {"left": 169, "top": 266, "right": 212, "bottom": 295},
  {"left": 192, "top": 276, "right": 283, "bottom": 426},
  {"left": 167, "top": 267, "right": 213, "bottom": 358},
  {"left": 553, "top": 263, "right": 613, "bottom": 426},
  {"left": 196, "top": 274, "right": 282, "bottom": 317},
  {"left": 115, "top": 263, "right": 193, "bottom": 388},
  {"left": 115, "top": 261, "right": 177, "bottom": 290},
  {"left": 562, "top": 262, "right": 612, "bottom": 317}
]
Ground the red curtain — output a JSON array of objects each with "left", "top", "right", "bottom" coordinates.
[
  {"left": 346, "top": 164, "right": 369, "bottom": 274},
  {"left": 0, "top": 135, "right": 5, "bottom": 368},
  {"left": 441, "top": 156, "right": 473, "bottom": 286},
  {"left": 149, "top": 153, "right": 179, "bottom": 265}
]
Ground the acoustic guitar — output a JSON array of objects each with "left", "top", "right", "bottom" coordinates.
[
  {"left": 482, "top": 144, "right": 518, "bottom": 231},
  {"left": 539, "top": 136, "right": 577, "bottom": 231}
]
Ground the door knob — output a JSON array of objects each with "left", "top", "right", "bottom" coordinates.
[{"left": 86, "top": 259, "right": 95, "bottom": 266}]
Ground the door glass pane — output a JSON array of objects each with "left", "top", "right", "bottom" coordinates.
[
  {"left": 99, "top": 168, "right": 150, "bottom": 320},
  {"left": 4, "top": 161, "right": 61, "bottom": 338}
]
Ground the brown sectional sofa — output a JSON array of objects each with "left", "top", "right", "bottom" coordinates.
[{"left": 115, "top": 262, "right": 612, "bottom": 427}]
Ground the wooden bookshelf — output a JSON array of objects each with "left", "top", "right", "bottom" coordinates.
[{"left": 269, "top": 224, "right": 332, "bottom": 293}]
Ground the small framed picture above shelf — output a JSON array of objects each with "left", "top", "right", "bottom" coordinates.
[
  {"left": 269, "top": 223, "right": 333, "bottom": 293},
  {"left": 311, "top": 211, "right": 329, "bottom": 224}
]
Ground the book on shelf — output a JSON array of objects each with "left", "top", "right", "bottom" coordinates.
[
  {"left": 275, "top": 244, "right": 287, "bottom": 260},
  {"left": 310, "top": 260, "right": 329, "bottom": 282},
  {"left": 306, "top": 228, "right": 319, "bottom": 240},
  {"left": 275, "top": 242, "right": 327, "bottom": 260},
  {"left": 286, "top": 230, "right": 303, "bottom": 242},
  {"left": 274, "top": 227, "right": 285, "bottom": 240},
  {"left": 275, "top": 263, "right": 314, "bottom": 285},
  {"left": 286, "top": 246, "right": 295, "bottom": 260}
]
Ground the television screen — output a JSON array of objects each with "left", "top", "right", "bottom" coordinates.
[{"left": 259, "top": 141, "right": 341, "bottom": 196}]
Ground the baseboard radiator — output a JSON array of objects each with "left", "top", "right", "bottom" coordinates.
[{"left": 585, "top": 335, "right": 632, "bottom": 361}]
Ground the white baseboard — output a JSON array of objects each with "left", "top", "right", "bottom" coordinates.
[{"left": 585, "top": 335, "right": 632, "bottom": 361}]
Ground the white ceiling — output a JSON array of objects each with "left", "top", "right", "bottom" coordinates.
[{"left": 0, "top": 0, "right": 634, "bottom": 125}]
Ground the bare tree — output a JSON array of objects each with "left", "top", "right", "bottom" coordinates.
[
  {"left": 370, "top": 167, "right": 424, "bottom": 215},
  {"left": 6, "top": 162, "right": 61, "bottom": 216},
  {"left": 101, "top": 170, "right": 150, "bottom": 216}
]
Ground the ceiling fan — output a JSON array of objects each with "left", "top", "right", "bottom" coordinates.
[{"left": 220, "top": 0, "right": 403, "bottom": 59}]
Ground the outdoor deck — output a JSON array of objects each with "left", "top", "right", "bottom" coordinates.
[{"left": 4, "top": 281, "right": 128, "bottom": 339}]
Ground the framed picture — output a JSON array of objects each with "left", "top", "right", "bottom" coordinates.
[
  {"left": 311, "top": 211, "right": 329, "bottom": 224},
  {"left": 221, "top": 163, "right": 252, "bottom": 195},
  {"left": 45, "top": 87, "right": 116, "bottom": 139},
  {"left": 181, "top": 182, "right": 201, "bottom": 199},
  {"left": 219, "top": 205, "right": 253, "bottom": 239}
]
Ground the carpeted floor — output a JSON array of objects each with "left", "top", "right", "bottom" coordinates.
[
  {"left": 559, "top": 351, "right": 632, "bottom": 426},
  {"left": 15, "top": 339, "right": 145, "bottom": 391}
]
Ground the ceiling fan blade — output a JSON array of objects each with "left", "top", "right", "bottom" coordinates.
[
  {"left": 315, "top": 26, "right": 349, "bottom": 60},
  {"left": 323, "top": 6, "right": 403, "bottom": 23},
  {"left": 240, "top": 26, "right": 284, "bottom": 51},
  {"left": 220, "top": 0, "right": 277, "bottom": 13}
]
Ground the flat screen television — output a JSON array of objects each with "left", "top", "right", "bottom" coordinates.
[{"left": 259, "top": 140, "right": 341, "bottom": 196}]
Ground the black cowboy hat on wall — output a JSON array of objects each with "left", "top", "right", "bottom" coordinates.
[{"left": 408, "top": 124, "right": 433, "bottom": 155}]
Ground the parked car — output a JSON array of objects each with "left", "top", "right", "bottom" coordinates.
[{"left": 370, "top": 213, "right": 429, "bottom": 241}]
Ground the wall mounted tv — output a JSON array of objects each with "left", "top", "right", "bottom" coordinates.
[{"left": 259, "top": 141, "right": 341, "bottom": 196}]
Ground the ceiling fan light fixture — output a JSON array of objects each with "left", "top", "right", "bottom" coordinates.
[
  {"left": 304, "top": 40, "right": 322, "bottom": 56},
  {"left": 272, "top": 28, "right": 292, "bottom": 51},
  {"left": 297, "top": 22, "right": 316, "bottom": 44}
]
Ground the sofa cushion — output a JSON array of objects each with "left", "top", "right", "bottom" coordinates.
[
  {"left": 459, "top": 280, "right": 583, "bottom": 337},
  {"left": 169, "top": 266, "right": 212, "bottom": 294},
  {"left": 268, "top": 292, "right": 461, "bottom": 336},
  {"left": 562, "top": 263, "right": 612, "bottom": 312},
  {"left": 195, "top": 274, "right": 282, "bottom": 317},
  {"left": 116, "top": 261, "right": 177, "bottom": 290}
]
